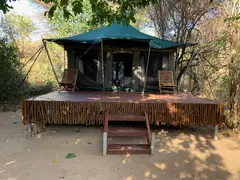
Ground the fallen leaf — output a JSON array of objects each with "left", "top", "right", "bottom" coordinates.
[
  {"left": 174, "top": 162, "right": 180, "bottom": 167},
  {"left": 158, "top": 149, "right": 167, "bottom": 153},
  {"left": 65, "top": 153, "right": 76, "bottom": 159},
  {"left": 125, "top": 153, "right": 130, "bottom": 158},
  {"left": 5, "top": 160, "right": 16, "bottom": 165},
  {"left": 125, "top": 176, "right": 133, "bottom": 180},
  {"left": 72, "top": 129, "right": 80, "bottom": 133},
  {"left": 53, "top": 159, "right": 59, "bottom": 163},
  {"left": 75, "top": 139, "right": 81, "bottom": 144},
  {"left": 154, "top": 163, "right": 166, "bottom": 170},
  {"left": 151, "top": 174, "right": 157, "bottom": 179},
  {"left": 0, "top": 170, "right": 6, "bottom": 174},
  {"left": 144, "top": 170, "right": 150, "bottom": 177}
]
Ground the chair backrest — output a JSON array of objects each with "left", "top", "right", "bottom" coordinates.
[
  {"left": 61, "top": 68, "right": 78, "bottom": 83},
  {"left": 158, "top": 70, "right": 175, "bottom": 85}
]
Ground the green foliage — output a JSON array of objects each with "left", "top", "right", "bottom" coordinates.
[
  {"left": 220, "top": 75, "right": 231, "bottom": 89},
  {"left": 224, "top": 15, "right": 240, "bottom": 22},
  {"left": 82, "top": 0, "right": 157, "bottom": 25},
  {"left": 0, "top": 13, "right": 36, "bottom": 57},
  {"left": 0, "top": 38, "right": 19, "bottom": 70},
  {"left": 0, "top": 38, "right": 54, "bottom": 102},
  {"left": 0, "top": 0, "right": 157, "bottom": 25},
  {"left": 48, "top": 0, "right": 150, "bottom": 37},
  {"left": 0, "top": 0, "right": 16, "bottom": 13},
  {"left": 1, "top": 13, "right": 36, "bottom": 41},
  {"left": 0, "top": 38, "right": 20, "bottom": 92},
  {"left": 49, "top": 0, "right": 97, "bottom": 37},
  {"left": 132, "top": 9, "right": 151, "bottom": 30},
  {"left": 0, "top": 37, "right": 22, "bottom": 101}
]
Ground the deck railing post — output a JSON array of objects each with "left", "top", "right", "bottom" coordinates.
[
  {"left": 103, "top": 132, "right": 107, "bottom": 156},
  {"left": 213, "top": 125, "right": 218, "bottom": 140},
  {"left": 151, "top": 132, "right": 155, "bottom": 155},
  {"left": 27, "top": 123, "right": 32, "bottom": 138}
]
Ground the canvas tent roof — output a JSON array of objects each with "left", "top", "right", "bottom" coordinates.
[{"left": 46, "top": 22, "right": 189, "bottom": 49}]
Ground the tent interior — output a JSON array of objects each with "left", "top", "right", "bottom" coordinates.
[{"left": 70, "top": 45, "right": 173, "bottom": 92}]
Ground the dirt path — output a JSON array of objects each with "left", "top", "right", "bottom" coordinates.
[{"left": 0, "top": 111, "right": 239, "bottom": 180}]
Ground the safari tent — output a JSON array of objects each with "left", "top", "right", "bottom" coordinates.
[{"left": 46, "top": 22, "right": 187, "bottom": 91}]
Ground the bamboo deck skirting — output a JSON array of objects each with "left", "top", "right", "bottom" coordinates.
[{"left": 22, "top": 100, "right": 224, "bottom": 128}]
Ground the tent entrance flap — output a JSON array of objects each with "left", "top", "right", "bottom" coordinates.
[{"left": 112, "top": 53, "right": 133, "bottom": 87}]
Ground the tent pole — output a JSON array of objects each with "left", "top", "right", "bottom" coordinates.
[
  {"left": 20, "top": 46, "right": 44, "bottom": 72},
  {"left": 142, "top": 45, "right": 151, "bottom": 96},
  {"left": 79, "top": 42, "right": 97, "bottom": 59},
  {"left": 19, "top": 46, "right": 43, "bottom": 87},
  {"left": 63, "top": 48, "right": 66, "bottom": 70},
  {"left": 101, "top": 39, "right": 105, "bottom": 91},
  {"left": 42, "top": 39, "right": 60, "bottom": 86}
]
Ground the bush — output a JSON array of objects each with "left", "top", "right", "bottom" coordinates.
[
  {"left": 0, "top": 38, "right": 54, "bottom": 102},
  {"left": 0, "top": 37, "right": 23, "bottom": 101}
]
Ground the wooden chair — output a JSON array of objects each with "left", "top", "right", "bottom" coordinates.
[
  {"left": 158, "top": 70, "right": 175, "bottom": 94},
  {"left": 59, "top": 68, "right": 79, "bottom": 92}
]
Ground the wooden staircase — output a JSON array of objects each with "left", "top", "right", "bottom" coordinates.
[{"left": 103, "top": 111, "right": 155, "bottom": 155}]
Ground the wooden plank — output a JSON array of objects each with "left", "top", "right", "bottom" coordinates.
[
  {"left": 161, "top": 90, "right": 175, "bottom": 94},
  {"left": 104, "top": 111, "right": 108, "bottom": 132},
  {"left": 144, "top": 111, "right": 151, "bottom": 145},
  {"left": 107, "top": 144, "right": 151, "bottom": 154},
  {"left": 160, "top": 85, "right": 175, "bottom": 87},
  {"left": 108, "top": 127, "right": 148, "bottom": 136},
  {"left": 108, "top": 115, "right": 146, "bottom": 121}
]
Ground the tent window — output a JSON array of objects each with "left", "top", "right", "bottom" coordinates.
[
  {"left": 112, "top": 53, "right": 133, "bottom": 87},
  {"left": 146, "top": 55, "right": 163, "bottom": 87},
  {"left": 74, "top": 49, "right": 98, "bottom": 81},
  {"left": 147, "top": 55, "right": 162, "bottom": 78}
]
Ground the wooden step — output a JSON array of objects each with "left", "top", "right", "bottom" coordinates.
[
  {"left": 161, "top": 87, "right": 175, "bottom": 89},
  {"left": 108, "top": 127, "right": 148, "bottom": 136},
  {"left": 107, "top": 144, "right": 151, "bottom": 154},
  {"left": 161, "top": 90, "right": 175, "bottom": 94},
  {"left": 108, "top": 115, "right": 146, "bottom": 121}
]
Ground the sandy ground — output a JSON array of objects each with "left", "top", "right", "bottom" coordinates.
[{"left": 0, "top": 111, "right": 240, "bottom": 180}]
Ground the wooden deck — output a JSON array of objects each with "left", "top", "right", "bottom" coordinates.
[
  {"left": 22, "top": 91, "right": 224, "bottom": 134},
  {"left": 27, "top": 91, "right": 218, "bottom": 104}
]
